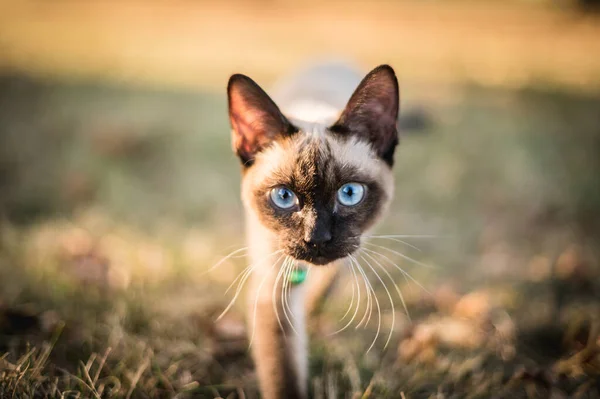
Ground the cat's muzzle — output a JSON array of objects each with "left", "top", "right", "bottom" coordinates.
[{"left": 286, "top": 239, "right": 359, "bottom": 266}]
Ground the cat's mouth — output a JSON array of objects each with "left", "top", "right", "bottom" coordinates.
[
  {"left": 298, "top": 254, "right": 339, "bottom": 266},
  {"left": 285, "top": 241, "right": 358, "bottom": 266}
]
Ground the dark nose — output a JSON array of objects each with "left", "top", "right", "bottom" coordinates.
[
  {"left": 304, "top": 211, "right": 332, "bottom": 245},
  {"left": 304, "top": 228, "right": 332, "bottom": 246}
]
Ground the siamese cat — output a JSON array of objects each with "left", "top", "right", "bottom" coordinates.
[{"left": 226, "top": 62, "right": 399, "bottom": 399}]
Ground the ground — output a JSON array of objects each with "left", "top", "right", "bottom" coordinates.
[{"left": 0, "top": 75, "right": 599, "bottom": 398}]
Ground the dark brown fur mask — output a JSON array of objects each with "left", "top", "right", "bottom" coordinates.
[{"left": 228, "top": 65, "right": 399, "bottom": 265}]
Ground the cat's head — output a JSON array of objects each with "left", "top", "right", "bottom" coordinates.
[{"left": 228, "top": 65, "right": 399, "bottom": 265}]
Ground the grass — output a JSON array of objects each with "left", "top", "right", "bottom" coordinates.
[{"left": 0, "top": 73, "right": 599, "bottom": 398}]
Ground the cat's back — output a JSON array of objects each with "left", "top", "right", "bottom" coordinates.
[{"left": 270, "top": 60, "right": 363, "bottom": 125}]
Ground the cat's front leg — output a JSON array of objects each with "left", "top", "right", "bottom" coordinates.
[{"left": 247, "top": 264, "right": 308, "bottom": 399}]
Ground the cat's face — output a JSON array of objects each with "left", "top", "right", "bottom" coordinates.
[{"left": 228, "top": 65, "right": 399, "bottom": 266}]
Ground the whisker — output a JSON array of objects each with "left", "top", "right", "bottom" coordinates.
[
  {"left": 350, "top": 234, "right": 438, "bottom": 239},
  {"left": 329, "top": 258, "right": 362, "bottom": 336},
  {"left": 367, "top": 234, "right": 437, "bottom": 238},
  {"left": 363, "top": 236, "right": 422, "bottom": 252},
  {"left": 361, "top": 247, "right": 432, "bottom": 296},
  {"left": 217, "top": 252, "right": 285, "bottom": 321},
  {"left": 349, "top": 254, "right": 374, "bottom": 329},
  {"left": 352, "top": 254, "right": 373, "bottom": 329},
  {"left": 272, "top": 256, "right": 288, "bottom": 336},
  {"left": 225, "top": 264, "right": 252, "bottom": 295},
  {"left": 226, "top": 249, "right": 284, "bottom": 295},
  {"left": 229, "top": 265, "right": 261, "bottom": 305},
  {"left": 361, "top": 249, "right": 411, "bottom": 323},
  {"left": 350, "top": 254, "right": 382, "bottom": 353},
  {"left": 280, "top": 257, "right": 292, "bottom": 324},
  {"left": 363, "top": 262, "right": 376, "bottom": 328},
  {"left": 339, "top": 262, "right": 357, "bottom": 322},
  {"left": 363, "top": 242, "right": 436, "bottom": 270},
  {"left": 204, "top": 246, "right": 249, "bottom": 275},
  {"left": 359, "top": 253, "right": 395, "bottom": 349},
  {"left": 281, "top": 258, "right": 300, "bottom": 335}
]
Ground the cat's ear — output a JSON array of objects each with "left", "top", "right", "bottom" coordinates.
[
  {"left": 330, "top": 65, "right": 400, "bottom": 166},
  {"left": 227, "top": 74, "right": 296, "bottom": 166}
]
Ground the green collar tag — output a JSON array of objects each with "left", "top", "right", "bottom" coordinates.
[{"left": 289, "top": 267, "right": 308, "bottom": 285}]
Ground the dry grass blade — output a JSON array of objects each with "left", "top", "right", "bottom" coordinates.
[
  {"left": 78, "top": 360, "right": 102, "bottom": 399},
  {"left": 125, "top": 354, "right": 151, "bottom": 399},
  {"left": 93, "top": 347, "right": 112, "bottom": 386}
]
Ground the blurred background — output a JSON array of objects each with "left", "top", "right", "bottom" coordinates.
[{"left": 0, "top": 1, "right": 599, "bottom": 398}]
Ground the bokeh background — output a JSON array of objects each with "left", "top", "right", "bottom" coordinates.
[{"left": 1, "top": 1, "right": 599, "bottom": 398}]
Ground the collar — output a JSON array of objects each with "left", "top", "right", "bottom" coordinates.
[{"left": 288, "top": 266, "right": 308, "bottom": 285}]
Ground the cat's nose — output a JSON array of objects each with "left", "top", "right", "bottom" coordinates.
[
  {"left": 304, "top": 209, "right": 332, "bottom": 246},
  {"left": 304, "top": 228, "right": 332, "bottom": 246}
]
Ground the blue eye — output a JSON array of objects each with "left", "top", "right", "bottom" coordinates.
[
  {"left": 337, "top": 183, "right": 365, "bottom": 206},
  {"left": 270, "top": 187, "right": 298, "bottom": 210}
]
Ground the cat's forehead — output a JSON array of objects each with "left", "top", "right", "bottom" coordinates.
[{"left": 250, "top": 127, "right": 389, "bottom": 184}]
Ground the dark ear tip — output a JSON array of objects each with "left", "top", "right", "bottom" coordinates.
[
  {"left": 374, "top": 64, "right": 395, "bottom": 73},
  {"left": 367, "top": 65, "right": 399, "bottom": 98},
  {"left": 227, "top": 73, "right": 253, "bottom": 93},
  {"left": 370, "top": 64, "right": 398, "bottom": 81}
]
